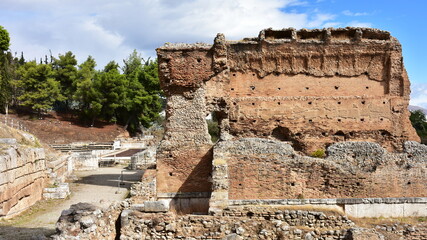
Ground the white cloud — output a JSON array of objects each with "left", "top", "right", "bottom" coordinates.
[
  {"left": 346, "top": 21, "right": 372, "bottom": 28},
  {"left": 342, "top": 10, "right": 369, "bottom": 17},
  {"left": 411, "top": 83, "right": 427, "bottom": 109},
  {"left": 0, "top": 0, "right": 361, "bottom": 68}
]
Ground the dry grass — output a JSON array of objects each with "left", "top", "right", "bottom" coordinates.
[{"left": 0, "top": 199, "right": 64, "bottom": 226}]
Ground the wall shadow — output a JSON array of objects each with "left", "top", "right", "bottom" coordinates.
[
  {"left": 0, "top": 225, "right": 56, "bottom": 240},
  {"left": 74, "top": 169, "right": 144, "bottom": 188},
  {"left": 169, "top": 147, "right": 213, "bottom": 215}
]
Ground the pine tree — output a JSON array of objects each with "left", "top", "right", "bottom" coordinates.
[{"left": 16, "top": 61, "right": 65, "bottom": 117}]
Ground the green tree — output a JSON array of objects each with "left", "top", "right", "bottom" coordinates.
[
  {"left": 16, "top": 61, "right": 65, "bottom": 116},
  {"left": 0, "top": 25, "right": 11, "bottom": 113},
  {"left": 410, "top": 110, "right": 427, "bottom": 144},
  {"left": 74, "top": 56, "right": 101, "bottom": 125},
  {"left": 52, "top": 51, "right": 78, "bottom": 110},
  {"left": 96, "top": 61, "right": 127, "bottom": 122},
  {"left": 119, "top": 51, "right": 162, "bottom": 133},
  {"left": 0, "top": 26, "right": 10, "bottom": 52}
]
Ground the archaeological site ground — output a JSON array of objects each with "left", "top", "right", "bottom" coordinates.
[{"left": 1, "top": 27, "right": 427, "bottom": 240}]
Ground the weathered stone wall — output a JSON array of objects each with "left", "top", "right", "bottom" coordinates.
[
  {"left": 72, "top": 152, "right": 98, "bottom": 171},
  {"left": 53, "top": 201, "right": 127, "bottom": 240},
  {"left": 156, "top": 27, "right": 421, "bottom": 208},
  {"left": 130, "top": 169, "right": 157, "bottom": 202},
  {"left": 0, "top": 145, "right": 46, "bottom": 218},
  {"left": 210, "top": 139, "right": 427, "bottom": 210}
]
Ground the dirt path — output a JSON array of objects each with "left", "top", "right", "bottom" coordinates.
[{"left": 0, "top": 167, "right": 143, "bottom": 240}]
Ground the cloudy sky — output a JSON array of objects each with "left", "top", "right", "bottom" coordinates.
[{"left": 1, "top": 0, "right": 426, "bottom": 107}]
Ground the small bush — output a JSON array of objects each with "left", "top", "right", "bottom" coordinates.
[{"left": 311, "top": 149, "right": 325, "bottom": 158}]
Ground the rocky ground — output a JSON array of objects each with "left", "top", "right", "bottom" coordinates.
[{"left": 0, "top": 166, "right": 143, "bottom": 240}]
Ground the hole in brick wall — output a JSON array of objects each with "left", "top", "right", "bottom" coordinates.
[
  {"left": 264, "top": 216, "right": 271, "bottom": 220},
  {"left": 252, "top": 103, "right": 255, "bottom": 105},
  {"left": 380, "top": 130, "right": 391, "bottom": 136},
  {"left": 362, "top": 30, "right": 390, "bottom": 40},
  {"left": 380, "top": 118, "right": 384, "bottom": 121},
  {"left": 297, "top": 30, "right": 323, "bottom": 40},
  {"left": 233, "top": 102, "right": 237, "bottom": 105},
  {"left": 277, "top": 102, "right": 281, "bottom": 105},
  {"left": 383, "top": 101, "right": 386, "bottom": 104},
  {"left": 338, "top": 119, "right": 342, "bottom": 122},
  {"left": 308, "top": 101, "right": 312, "bottom": 105},
  {"left": 232, "top": 73, "right": 236, "bottom": 76},
  {"left": 265, "top": 29, "right": 293, "bottom": 40},
  {"left": 278, "top": 87, "right": 281, "bottom": 90},
  {"left": 356, "top": 182, "right": 361, "bottom": 186},
  {"left": 271, "top": 126, "right": 304, "bottom": 151},
  {"left": 308, "top": 119, "right": 313, "bottom": 123},
  {"left": 169, "top": 154, "right": 173, "bottom": 158},
  {"left": 360, "top": 118, "right": 365, "bottom": 121},
  {"left": 250, "top": 86, "right": 255, "bottom": 90},
  {"left": 252, "top": 73, "right": 256, "bottom": 76},
  {"left": 331, "top": 29, "right": 356, "bottom": 40},
  {"left": 335, "top": 131, "right": 345, "bottom": 137},
  {"left": 407, "top": 181, "right": 411, "bottom": 185},
  {"left": 252, "top": 120, "right": 256, "bottom": 123},
  {"left": 230, "top": 88, "right": 234, "bottom": 91},
  {"left": 238, "top": 183, "right": 242, "bottom": 186},
  {"left": 322, "top": 132, "right": 327, "bottom": 136},
  {"left": 305, "top": 87, "right": 310, "bottom": 90},
  {"left": 197, "top": 58, "right": 202, "bottom": 63},
  {"left": 207, "top": 112, "right": 220, "bottom": 143},
  {"left": 349, "top": 132, "right": 354, "bottom": 137},
  {"left": 247, "top": 211, "right": 254, "bottom": 217},
  {"left": 290, "top": 182, "right": 296, "bottom": 186},
  {"left": 335, "top": 86, "right": 339, "bottom": 90},
  {"left": 276, "top": 119, "right": 280, "bottom": 122},
  {"left": 169, "top": 172, "right": 173, "bottom": 176},
  {"left": 230, "top": 120, "right": 237, "bottom": 123},
  {"left": 338, "top": 101, "right": 341, "bottom": 104},
  {"left": 361, "top": 101, "right": 366, "bottom": 104},
  {"left": 366, "top": 86, "right": 369, "bottom": 89}
]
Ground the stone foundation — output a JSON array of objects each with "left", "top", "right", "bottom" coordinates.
[{"left": 0, "top": 145, "right": 46, "bottom": 218}]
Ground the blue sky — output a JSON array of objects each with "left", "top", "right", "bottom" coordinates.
[{"left": 0, "top": 0, "right": 426, "bottom": 107}]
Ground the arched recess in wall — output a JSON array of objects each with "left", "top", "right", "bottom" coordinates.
[{"left": 271, "top": 126, "right": 303, "bottom": 151}]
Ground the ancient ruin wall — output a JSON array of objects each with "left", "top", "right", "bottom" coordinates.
[
  {"left": 156, "top": 28, "right": 421, "bottom": 209},
  {"left": 0, "top": 145, "right": 46, "bottom": 218}
]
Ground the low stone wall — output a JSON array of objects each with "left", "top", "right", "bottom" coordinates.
[
  {"left": 227, "top": 197, "right": 427, "bottom": 218},
  {"left": 130, "top": 169, "right": 157, "bottom": 201},
  {"left": 72, "top": 152, "right": 98, "bottom": 171},
  {"left": 43, "top": 183, "right": 70, "bottom": 199},
  {"left": 118, "top": 207, "right": 396, "bottom": 240},
  {"left": 0, "top": 145, "right": 46, "bottom": 218}
]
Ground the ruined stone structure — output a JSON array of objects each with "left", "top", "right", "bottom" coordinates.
[{"left": 156, "top": 28, "right": 425, "bottom": 213}]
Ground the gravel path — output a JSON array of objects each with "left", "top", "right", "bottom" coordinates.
[{"left": 0, "top": 166, "right": 143, "bottom": 240}]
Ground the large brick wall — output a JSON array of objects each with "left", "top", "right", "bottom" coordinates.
[{"left": 156, "top": 28, "right": 423, "bottom": 212}]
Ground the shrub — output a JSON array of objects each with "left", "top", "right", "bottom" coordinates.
[{"left": 311, "top": 149, "right": 325, "bottom": 158}]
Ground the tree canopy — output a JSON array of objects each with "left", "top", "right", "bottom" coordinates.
[
  {"left": 0, "top": 24, "right": 163, "bottom": 135},
  {"left": 0, "top": 25, "right": 10, "bottom": 52},
  {"left": 410, "top": 110, "right": 427, "bottom": 144}
]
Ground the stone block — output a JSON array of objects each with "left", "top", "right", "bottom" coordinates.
[{"left": 143, "top": 200, "right": 169, "bottom": 212}]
